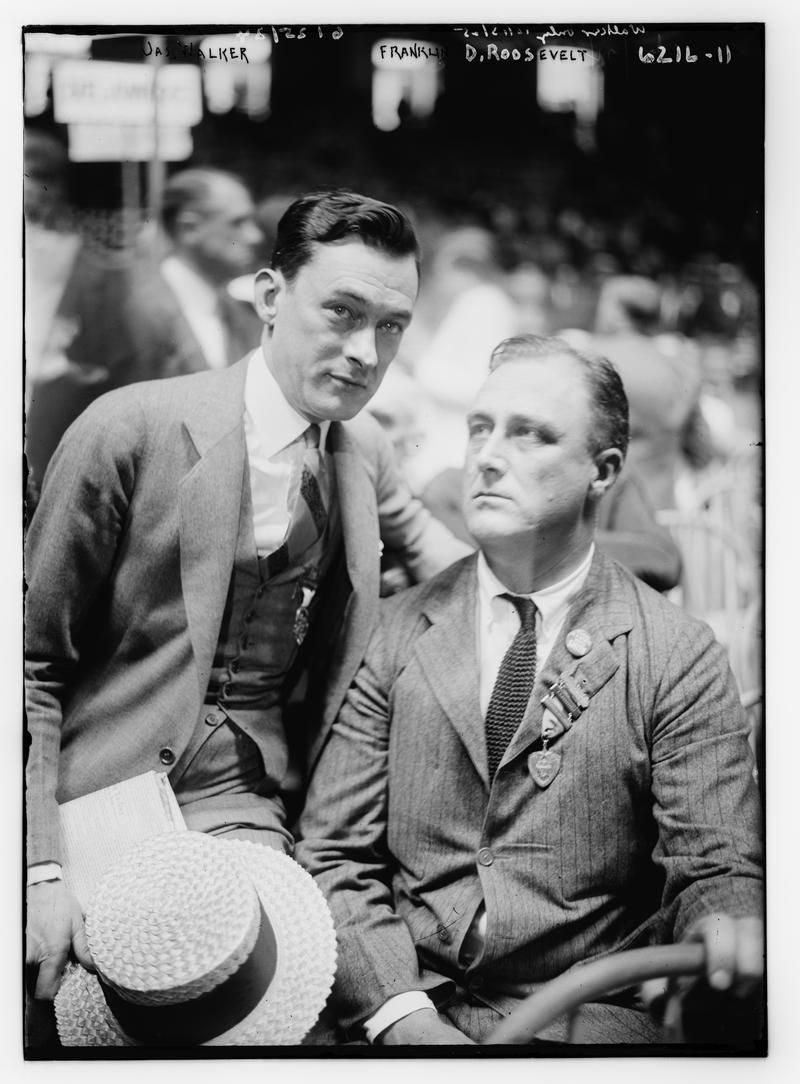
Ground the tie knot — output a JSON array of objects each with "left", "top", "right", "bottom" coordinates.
[
  {"left": 502, "top": 594, "right": 537, "bottom": 632},
  {"left": 304, "top": 423, "right": 321, "bottom": 450}
]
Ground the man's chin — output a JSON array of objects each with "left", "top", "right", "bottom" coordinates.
[
  {"left": 310, "top": 395, "right": 368, "bottom": 423},
  {"left": 463, "top": 506, "right": 521, "bottom": 545}
]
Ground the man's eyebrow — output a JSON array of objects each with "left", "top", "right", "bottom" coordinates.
[
  {"left": 329, "top": 288, "right": 413, "bottom": 321},
  {"left": 507, "top": 413, "right": 561, "bottom": 441}
]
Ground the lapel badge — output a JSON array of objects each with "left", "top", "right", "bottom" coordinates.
[{"left": 565, "top": 628, "right": 592, "bottom": 658}]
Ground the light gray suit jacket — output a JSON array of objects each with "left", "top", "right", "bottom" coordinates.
[
  {"left": 25, "top": 357, "right": 464, "bottom": 865},
  {"left": 297, "top": 551, "right": 764, "bottom": 1032}
]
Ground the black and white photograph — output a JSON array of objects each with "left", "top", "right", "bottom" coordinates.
[{"left": 13, "top": 2, "right": 788, "bottom": 1071}]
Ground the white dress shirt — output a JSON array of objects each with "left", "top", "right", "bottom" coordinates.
[
  {"left": 161, "top": 255, "right": 229, "bottom": 371},
  {"left": 243, "top": 350, "right": 329, "bottom": 555},
  {"left": 364, "top": 544, "right": 595, "bottom": 1042}
]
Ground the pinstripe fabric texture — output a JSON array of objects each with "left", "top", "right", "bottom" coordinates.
[{"left": 297, "top": 550, "right": 764, "bottom": 1036}]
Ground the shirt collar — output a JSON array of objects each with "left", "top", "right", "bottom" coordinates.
[
  {"left": 161, "top": 255, "right": 219, "bottom": 315},
  {"left": 477, "top": 544, "right": 595, "bottom": 628},
  {"left": 244, "top": 348, "right": 331, "bottom": 458}
]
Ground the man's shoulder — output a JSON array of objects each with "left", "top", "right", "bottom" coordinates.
[
  {"left": 379, "top": 555, "right": 475, "bottom": 624},
  {"left": 74, "top": 361, "right": 248, "bottom": 428},
  {"left": 592, "top": 550, "right": 719, "bottom": 651}
]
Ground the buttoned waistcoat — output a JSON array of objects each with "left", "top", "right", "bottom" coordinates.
[{"left": 25, "top": 357, "right": 458, "bottom": 865}]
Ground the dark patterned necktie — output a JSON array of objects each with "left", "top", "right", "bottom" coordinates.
[
  {"left": 264, "top": 424, "right": 330, "bottom": 577},
  {"left": 485, "top": 594, "right": 538, "bottom": 779}
]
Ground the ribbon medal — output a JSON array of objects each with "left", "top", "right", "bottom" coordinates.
[
  {"left": 293, "top": 584, "right": 316, "bottom": 645},
  {"left": 528, "top": 749, "right": 562, "bottom": 789}
]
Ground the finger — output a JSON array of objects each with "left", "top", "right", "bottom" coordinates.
[
  {"left": 34, "top": 948, "right": 69, "bottom": 1000},
  {"left": 733, "top": 917, "right": 764, "bottom": 996},
  {"left": 71, "top": 922, "right": 95, "bottom": 973},
  {"left": 700, "top": 914, "right": 738, "bottom": 991}
]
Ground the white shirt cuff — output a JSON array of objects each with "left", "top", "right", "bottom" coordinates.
[{"left": 363, "top": 991, "right": 437, "bottom": 1043}]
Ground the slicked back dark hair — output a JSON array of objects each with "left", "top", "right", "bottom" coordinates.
[
  {"left": 271, "top": 190, "right": 420, "bottom": 282},
  {"left": 489, "top": 335, "right": 630, "bottom": 458}
]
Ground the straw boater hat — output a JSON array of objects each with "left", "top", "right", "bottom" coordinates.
[{"left": 54, "top": 831, "right": 337, "bottom": 1046}]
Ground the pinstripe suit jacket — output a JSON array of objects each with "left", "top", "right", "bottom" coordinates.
[
  {"left": 25, "top": 357, "right": 464, "bottom": 866},
  {"left": 297, "top": 550, "right": 764, "bottom": 1031}
]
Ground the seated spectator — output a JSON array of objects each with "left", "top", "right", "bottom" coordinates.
[
  {"left": 297, "top": 334, "right": 763, "bottom": 1047},
  {"left": 564, "top": 276, "right": 711, "bottom": 510},
  {"left": 402, "top": 226, "right": 519, "bottom": 488}
]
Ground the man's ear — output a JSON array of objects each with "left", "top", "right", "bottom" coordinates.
[
  {"left": 173, "top": 209, "right": 203, "bottom": 244},
  {"left": 254, "top": 268, "right": 284, "bottom": 327},
  {"left": 589, "top": 448, "right": 624, "bottom": 500}
]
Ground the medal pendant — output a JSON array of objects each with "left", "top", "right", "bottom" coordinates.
[
  {"left": 293, "top": 605, "right": 310, "bottom": 645},
  {"left": 528, "top": 749, "right": 562, "bottom": 789}
]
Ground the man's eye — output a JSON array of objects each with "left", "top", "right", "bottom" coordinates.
[
  {"left": 514, "top": 426, "right": 541, "bottom": 442},
  {"left": 379, "top": 321, "right": 403, "bottom": 335},
  {"left": 468, "top": 423, "right": 491, "bottom": 439}
]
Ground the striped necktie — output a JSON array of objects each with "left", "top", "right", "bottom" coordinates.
[
  {"left": 484, "top": 594, "right": 538, "bottom": 779},
  {"left": 264, "top": 424, "right": 330, "bottom": 578}
]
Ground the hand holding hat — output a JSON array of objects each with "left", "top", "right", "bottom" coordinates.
[{"left": 54, "top": 831, "right": 336, "bottom": 1047}]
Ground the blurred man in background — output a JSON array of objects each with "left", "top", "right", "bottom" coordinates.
[
  {"left": 129, "top": 167, "right": 264, "bottom": 377},
  {"left": 25, "top": 167, "right": 264, "bottom": 492},
  {"left": 565, "top": 276, "right": 711, "bottom": 511}
]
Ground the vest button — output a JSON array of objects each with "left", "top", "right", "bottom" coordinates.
[
  {"left": 436, "top": 923, "right": 451, "bottom": 943},
  {"left": 477, "top": 847, "right": 494, "bottom": 867},
  {"left": 244, "top": 611, "right": 255, "bottom": 624},
  {"left": 230, "top": 659, "right": 240, "bottom": 674},
  {"left": 205, "top": 712, "right": 221, "bottom": 727},
  {"left": 159, "top": 747, "right": 175, "bottom": 766}
]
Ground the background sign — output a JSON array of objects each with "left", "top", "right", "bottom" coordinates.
[{"left": 53, "top": 60, "right": 203, "bottom": 126}]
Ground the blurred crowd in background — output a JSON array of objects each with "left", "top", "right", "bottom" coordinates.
[{"left": 24, "top": 26, "right": 764, "bottom": 752}]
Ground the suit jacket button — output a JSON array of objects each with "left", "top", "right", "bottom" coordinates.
[
  {"left": 477, "top": 847, "right": 494, "bottom": 866},
  {"left": 436, "top": 923, "right": 451, "bottom": 943},
  {"left": 205, "top": 712, "right": 221, "bottom": 727},
  {"left": 159, "top": 747, "right": 175, "bottom": 765}
]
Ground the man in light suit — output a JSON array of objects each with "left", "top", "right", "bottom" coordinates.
[
  {"left": 297, "top": 334, "right": 764, "bottom": 1046},
  {"left": 25, "top": 191, "right": 468, "bottom": 1006}
]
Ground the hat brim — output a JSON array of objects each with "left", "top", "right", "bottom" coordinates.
[{"left": 55, "top": 839, "right": 337, "bottom": 1047}]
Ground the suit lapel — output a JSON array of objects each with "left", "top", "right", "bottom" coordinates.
[
  {"left": 415, "top": 557, "right": 489, "bottom": 789},
  {"left": 178, "top": 360, "right": 249, "bottom": 697},
  {"left": 332, "top": 424, "right": 380, "bottom": 598},
  {"left": 502, "top": 551, "right": 634, "bottom": 768},
  {"left": 318, "top": 424, "right": 381, "bottom": 734}
]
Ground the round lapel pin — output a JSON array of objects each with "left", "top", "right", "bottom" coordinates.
[{"left": 565, "top": 628, "right": 592, "bottom": 658}]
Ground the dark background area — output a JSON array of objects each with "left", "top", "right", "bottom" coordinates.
[{"left": 24, "top": 23, "right": 764, "bottom": 285}]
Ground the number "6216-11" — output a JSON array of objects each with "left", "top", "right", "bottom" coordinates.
[{"left": 639, "top": 44, "right": 731, "bottom": 64}]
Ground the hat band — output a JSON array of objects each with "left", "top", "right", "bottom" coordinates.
[{"left": 97, "top": 902, "right": 278, "bottom": 1046}]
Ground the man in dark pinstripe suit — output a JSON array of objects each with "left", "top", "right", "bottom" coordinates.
[{"left": 297, "top": 335, "right": 764, "bottom": 1046}]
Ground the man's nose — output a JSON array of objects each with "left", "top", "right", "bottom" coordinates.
[
  {"left": 346, "top": 326, "right": 379, "bottom": 370},
  {"left": 474, "top": 433, "right": 507, "bottom": 473},
  {"left": 243, "top": 221, "right": 263, "bottom": 248}
]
